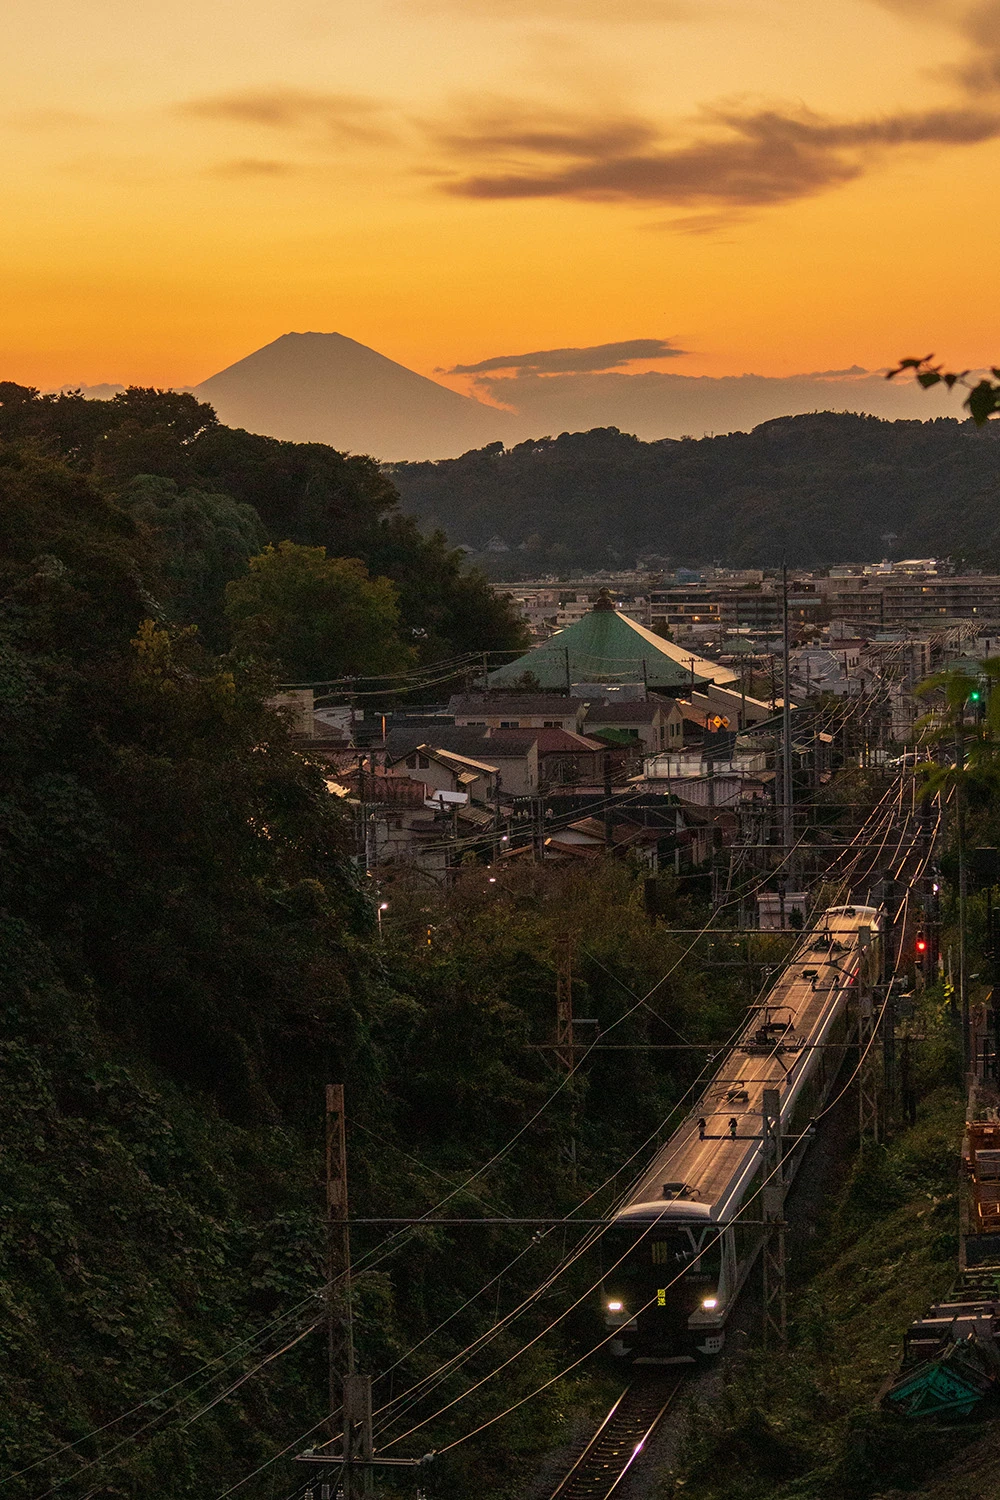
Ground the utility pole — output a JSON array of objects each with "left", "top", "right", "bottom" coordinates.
[
  {"left": 326, "top": 1084, "right": 353, "bottom": 1407},
  {"left": 535, "top": 795, "right": 547, "bottom": 863},
  {"left": 323, "top": 1086, "right": 373, "bottom": 1500},
  {"left": 493, "top": 774, "right": 503, "bottom": 866},
  {"left": 857, "top": 943, "right": 880, "bottom": 1144},
  {"left": 956, "top": 727, "right": 970, "bottom": 1077},
  {"left": 761, "top": 1087, "right": 786, "bottom": 1347},
  {"left": 880, "top": 880, "right": 897, "bottom": 1114}
]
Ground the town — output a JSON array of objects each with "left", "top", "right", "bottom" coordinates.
[{"left": 279, "top": 561, "right": 992, "bottom": 898}]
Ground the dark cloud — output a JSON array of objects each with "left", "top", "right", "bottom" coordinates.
[
  {"left": 445, "top": 338, "right": 685, "bottom": 375},
  {"left": 952, "top": 0, "right": 1000, "bottom": 91},
  {"left": 438, "top": 100, "right": 1000, "bottom": 207},
  {"left": 869, "top": 0, "right": 1000, "bottom": 95},
  {"left": 436, "top": 115, "right": 656, "bottom": 160},
  {"left": 175, "top": 89, "right": 394, "bottom": 145}
]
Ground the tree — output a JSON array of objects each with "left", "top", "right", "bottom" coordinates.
[
  {"left": 224, "top": 540, "right": 413, "bottom": 682},
  {"left": 118, "top": 474, "right": 264, "bottom": 644},
  {"left": 887, "top": 355, "right": 1000, "bottom": 426}
]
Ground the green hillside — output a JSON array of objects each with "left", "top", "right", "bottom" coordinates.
[{"left": 389, "top": 413, "right": 1000, "bottom": 574}]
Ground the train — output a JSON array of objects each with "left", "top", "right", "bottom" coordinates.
[{"left": 601, "top": 905, "right": 882, "bottom": 1363}]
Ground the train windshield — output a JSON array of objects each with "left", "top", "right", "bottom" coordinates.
[{"left": 602, "top": 1224, "right": 721, "bottom": 1299}]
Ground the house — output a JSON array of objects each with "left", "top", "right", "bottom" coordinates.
[
  {"left": 449, "top": 693, "right": 585, "bottom": 733},
  {"left": 384, "top": 726, "right": 539, "bottom": 799},
  {"left": 385, "top": 744, "right": 498, "bottom": 804},
  {"left": 490, "top": 726, "right": 605, "bottom": 791},
  {"left": 479, "top": 731, "right": 540, "bottom": 797},
  {"left": 582, "top": 697, "right": 684, "bottom": 754}
]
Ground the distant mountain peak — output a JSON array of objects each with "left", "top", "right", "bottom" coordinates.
[{"left": 194, "top": 332, "right": 513, "bottom": 461}]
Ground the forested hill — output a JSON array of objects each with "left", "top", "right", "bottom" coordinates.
[
  {"left": 389, "top": 412, "right": 1000, "bottom": 574},
  {"left": 0, "top": 391, "right": 708, "bottom": 1498},
  {"left": 0, "top": 382, "right": 525, "bottom": 663}
]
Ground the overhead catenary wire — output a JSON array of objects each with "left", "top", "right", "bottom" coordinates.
[
  {"left": 370, "top": 771, "right": 926, "bottom": 1451},
  {"left": 6, "top": 1292, "right": 325, "bottom": 1489},
  {"left": 422, "top": 828, "right": 936, "bottom": 1459},
  {"left": 207, "top": 767, "right": 921, "bottom": 1499}
]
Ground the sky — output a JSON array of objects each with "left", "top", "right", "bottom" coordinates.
[{"left": 4, "top": 0, "right": 1000, "bottom": 431}]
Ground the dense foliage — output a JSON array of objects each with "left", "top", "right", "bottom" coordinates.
[
  {"left": 0, "top": 381, "right": 527, "bottom": 670},
  {"left": 0, "top": 437, "right": 755, "bottom": 1498},
  {"left": 225, "top": 541, "right": 413, "bottom": 682},
  {"left": 389, "top": 413, "right": 1000, "bottom": 574}
]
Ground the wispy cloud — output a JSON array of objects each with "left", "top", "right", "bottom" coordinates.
[
  {"left": 870, "top": 0, "right": 1000, "bottom": 93},
  {"left": 435, "top": 99, "right": 1000, "bottom": 208},
  {"left": 175, "top": 89, "right": 395, "bottom": 146},
  {"left": 445, "top": 338, "right": 685, "bottom": 375},
  {"left": 467, "top": 365, "right": 964, "bottom": 441}
]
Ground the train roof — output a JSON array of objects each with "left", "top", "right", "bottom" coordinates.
[
  {"left": 616, "top": 1199, "right": 713, "bottom": 1225},
  {"left": 615, "top": 906, "right": 878, "bottom": 1227}
]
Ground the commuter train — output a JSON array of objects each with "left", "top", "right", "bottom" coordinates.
[{"left": 601, "top": 905, "right": 881, "bottom": 1362}]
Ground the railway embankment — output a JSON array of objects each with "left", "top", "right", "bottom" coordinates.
[{"left": 650, "top": 995, "right": 977, "bottom": 1499}]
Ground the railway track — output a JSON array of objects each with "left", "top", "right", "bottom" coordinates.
[{"left": 548, "top": 1376, "right": 685, "bottom": 1499}]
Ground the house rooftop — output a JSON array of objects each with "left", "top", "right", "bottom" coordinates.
[
  {"left": 488, "top": 591, "right": 737, "bottom": 692},
  {"left": 430, "top": 746, "right": 499, "bottom": 775},
  {"left": 449, "top": 693, "right": 582, "bottom": 717},
  {"left": 584, "top": 700, "right": 672, "bottom": 724}
]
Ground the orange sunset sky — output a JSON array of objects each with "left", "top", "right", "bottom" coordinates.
[{"left": 4, "top": 0, "right": 1000, "bottom": 396}]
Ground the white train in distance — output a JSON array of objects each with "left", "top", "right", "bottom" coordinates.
[{"left": 601, "top": 905, "right": 881, "bottom": 1363}]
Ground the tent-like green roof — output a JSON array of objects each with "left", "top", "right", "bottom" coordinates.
[{"left": 490, "top": 593, "right": 737, "bottom": 692}]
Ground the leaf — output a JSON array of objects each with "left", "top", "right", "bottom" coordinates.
[
  {"left": 966, "top": 379, "right": 1000, "bottom": 426},
  {"left": 917, "top": 372, "right": 942, "bottom": 388}
]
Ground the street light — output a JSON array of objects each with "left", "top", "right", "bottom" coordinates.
[{"left": 377, "top": 900, "right": 389, "bottom": 939}]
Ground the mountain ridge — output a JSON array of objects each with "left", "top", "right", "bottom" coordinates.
[
  {"left": 388, "top": 411, "right": 1000, "bottom": 572},
  {"left": 194, "top": 330, "right": 513, "bottom": 461}
]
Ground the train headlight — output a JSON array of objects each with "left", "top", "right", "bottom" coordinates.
[
  {"left": 701, "top": 1296, "right": 719, "bottom": 1310},
  {"left": 607, "top": 1300, "right": 624, "bottom": 1313}
]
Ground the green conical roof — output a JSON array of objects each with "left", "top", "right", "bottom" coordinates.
[{"left": 490, "top": 593, "right": 737, "bottom": 691}]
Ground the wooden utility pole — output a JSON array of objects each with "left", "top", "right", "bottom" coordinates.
[
  {"left": 324, "top": 1086, "right": 373, "bottom": 1499},
  {"left": 326, "top": 1084, "right": 353, "bottom": 1408}
]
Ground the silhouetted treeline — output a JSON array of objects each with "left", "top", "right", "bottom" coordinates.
[
  {"left": 0, "top": 381, "right": 526, "bottom": 657},
  {"left": 390, "top": 412, "right": 1000, "bottom": 573}
]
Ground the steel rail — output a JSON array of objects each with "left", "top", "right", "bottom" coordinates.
[{"left": 547, "top": 1375, "right": 685, "bottom": 1499}]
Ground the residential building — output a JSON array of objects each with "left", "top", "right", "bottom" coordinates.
[
  {"left": 449, "top": 693, "right": 585, "bottom": 732},
  {"left": 582, "top": 697, "right": 684, "bottom": 754},
  {"left": 385, "top": 745, "right": 498, "bottom": 804}
]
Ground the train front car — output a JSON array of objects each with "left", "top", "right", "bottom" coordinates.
[
  {"left": 601, "top": 903, "right": 880, "bottom": 1363},
  {"left": 602, "top": 1195, "right": 729, "bottom": 1361}
]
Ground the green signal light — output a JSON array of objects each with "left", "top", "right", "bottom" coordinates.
[{"left": 970, "top": 690, "right": 982, "bottom": 701}]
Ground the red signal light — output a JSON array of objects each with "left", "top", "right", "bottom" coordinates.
[{"left": 915, "top": 934, "right": 928, "bottom": 954}]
